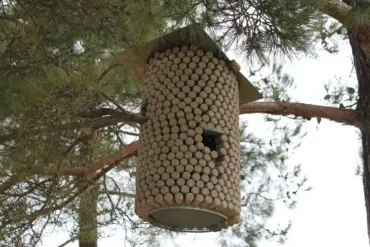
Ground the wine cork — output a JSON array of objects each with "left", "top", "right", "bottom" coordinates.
[
  {"left": 184, "top": 151, "right": 192, "bottom": 159},
  {"left": 170, "top": 133, "right": 179, "bottom": 141},
  {"left": 152, "top": 187, "right": 160, "bottom": 196},
  {"left": 181, "top": 185, "right": 190, "bottom": 194},
  {"left": 201, "top": 187, "right": 209, "bottom": 196},
  {"left": 167, "top": 152, "right": 175, "bottom": 160},
  {"left": 190, "top": 73, "right": 199, "bottom": 81},
  {"left": 196, "top": 180, "right": 204, "bottom": 188},
  {"left": 194, "top": 165, "right": 202, "bottom": 173},
  {"left": 185, "top": 113, "right": 194, "bottom": 121},
  {"left": 150, "top": 167, "right": 158, "bottom": 175},
  {"left": 164, "top": 193, "right": 175, "bottom": 204},
  {"left": 155, "top": 193, "right": 165, "bottom": 205},
  {"left": 177, "top": 178, "right": 186, "bottom": 186},
  {"left": 186, "top": 178, "right": 195, "bottom": 187},
  {"left": 225, "top": 194, "right": 232, "bottom": 202},
  {"left": 193, "top": 194, "right": 204, "bottom": 205},
  {"left": 215, "top": 184, "right": 222, "bottom": 192},
  {"left": 180, "top": 125, "right": 189, "bottom": 132},
  {"left": 144, "top": 190, "right": 151, "bottom": 198},
  {"left": 175, "top": 139, "right": 184, "bottom": 146},
  {"left": 194, "top": 115, "right": 202, "bottom": 123},
  {"left": 163, "top": 160, "right": 170, "bottom": 167},
  {"left": 175, "top": 165, "right": 185, "bottom": 173},
  {"left": 185, "top": 193, "right": 194, "bottom": 203},
  {"left": 222, "top": 186, "right": 229, "bottom": 194},
  {"left": 169, "top": 118, "right": 178, "bottom": 127},
  {"left": 225, "top": 167, "right": 231, "bottom": 176},
  {"left": 185, "top": 164, "right": 194, "bottom": 173},
  {"left": 193, "top": 127, "right": 201, "bottom": 135},
  {"left": 192, "top": 173, "right": 200, "bottom": 181},
  {"left": 189, "top": 158, "right": 197, "bottom": 166},
  {"left": 148, "top": 181, "right": 156, "bottom": 189},
  {"left": 147, "top": 196, "right": 160, "bottom": 207},
  {"left": 162, "top": 146, "right": 170, "bottom": 154},
  {"left": 182, "top": 171, "right": 191, "bottom": 180},
  {"left": 187, "top": 120, "right": 196, "bottom": 128},
  {"left": 201, "top": 174, "right": 209, "bottom": 183},
  {"left": 210, "top": 197, "right": 221, "bottom": 209},
  {"left": 210, "top": 189, "right": 218, "bottom": 198},
  {"left": 191, "top": 186, "right": 200, "bottom": 195},
  {"left": 203, "top": 167, "right": 211, "bottom": 175},
  {"left": 200, "top": 195, "right": 212, "bottom": 207},
  {"left": 198, "top": 159, "right": 207, "bottom": 167},
  {"left": 175, "top": 193, "right": 184, "bottom": 204},
  {"left": 204, "top": 67, "right": 212, "bottom": 75},
  {"left": 203, "top": 153, "right": 211, "bottom": 161},
  {"left": 175, "top": 151, "right": 184, "bottom": 159},
  {"left": 171, "top": 171, "right": 180, "bottom": 180},
  {"left": 162, "top": 172, "right": 170, "bottom": 181},
  {"left": 161, "top": 186, "right": 170, "bottom": 194},
  {"left": 194, "top": 151, "right": 203, "bottom": 159},
  {"left": 180, "top": 158, "right": 188, "bottom": 166},
  {"left": 218, "top": 192, "right": 225, "bottom": 200},
  {"left": 170, "top": 185, "right": 180, "bottom": 194},
  {"left": 179, "top": 145, "right": 188, "bottom": 152},
  {"left": 153, "top": 174, "right": 160, "bottom": 181},
  {"left": 195, "top": 96, "right": 203, "bottom": 105},
  {"left": 211, "top": 169, "right": 219, "bottom": 177},
  {"left": 171, "top": 159, "right": 180, "bottom": 166},
  {"left": 203, "top": 147, "right": 211, "bottom": 154},
  {"left": 196, "top": 142, "right": 204, "bottom": 150},
  {"left": 184, "top": 106, "right": 192, "bottom": 113},
  {"left": 162, "top": 133, "right": 170, "bottom": 141},
  {"left": 221, "top": 200, "right": 228, "bottom": 211},
  {"left": 210, "top": 151, "right": 218, "bottom": 159},
  {"left": 195, "top": 67, "right": 203, "bottom": 75},
  {"left": 228, "top": 215, "right": 240, "bottom": 225}
]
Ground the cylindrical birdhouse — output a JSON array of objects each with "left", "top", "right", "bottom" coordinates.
[{"left": 116, "top": 24, "right": 262, "bottom": 232}]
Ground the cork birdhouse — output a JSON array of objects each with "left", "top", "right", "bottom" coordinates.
[{"left": 116, "top": 24, "right": 262, "bottom": 232}]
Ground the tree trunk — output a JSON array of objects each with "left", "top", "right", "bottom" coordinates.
[
  {"left": 343, "top": 0, "right": 370, "bottom": 243},
  {"left": 78, "top": 183, "right": 99, "bottom": 247}
]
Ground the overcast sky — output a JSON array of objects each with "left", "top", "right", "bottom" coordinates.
[{"left": 43, "top": 36, "right": 369, "bottom": 247}]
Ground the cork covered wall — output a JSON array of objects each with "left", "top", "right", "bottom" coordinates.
[{"left": 136, "top": 44, "right": 241, "bottom": 230}]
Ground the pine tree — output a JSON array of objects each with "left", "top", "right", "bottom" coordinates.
[{"left": 0, "top": 0, "right": 369, "bottom": 246}]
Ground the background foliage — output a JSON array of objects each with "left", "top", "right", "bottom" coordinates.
[{"left": 0, "top": 0, "right": 350, "bottom": 246}]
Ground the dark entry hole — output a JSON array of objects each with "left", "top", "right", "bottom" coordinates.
[
  {"left": 202, "top": 128, "right": 223, "bottom": 151},
  {"left": 202, "top": 133, "right": 217, "bottom": 151}
]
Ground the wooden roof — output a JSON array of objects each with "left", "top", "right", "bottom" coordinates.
[{"left": 115, "top": 24, "right": 262, "bottom": 105}]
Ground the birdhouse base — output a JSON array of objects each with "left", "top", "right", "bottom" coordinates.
[{"left": 147, "top": 205, "right": 227, "bottom": 232}]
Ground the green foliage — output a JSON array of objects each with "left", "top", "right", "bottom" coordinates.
[
  {"left": 158, "top": 0, "right": 325, "bottom": 62},
  {"left": 348, "top": 2, "right": 370, "bottom": 28},
  {"left": 323, "top": 78, "right": 358, "bottom": 109},
  {"left": 0, "top": 0, "right": 338, "bottom": 246},
  {"left": 312, "top": 17, "right": 347, "bottom": 54}
]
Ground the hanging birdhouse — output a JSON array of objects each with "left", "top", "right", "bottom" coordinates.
[{"left": 116, "top": 24, "right": 262, "bottom": 232}]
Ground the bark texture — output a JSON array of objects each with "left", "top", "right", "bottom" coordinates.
[
  {"left": 342, "top": 0, "right": 370, "bottom": 243},
  {"left": 78, "top": 184, "right": 99, "bottom": 247},
  {"left": 239, "top": 101, "right": 361, "bottom": 128}
]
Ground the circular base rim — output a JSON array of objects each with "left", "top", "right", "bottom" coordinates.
[{"left": 147, "top": 205, "right": 227, "bottom": 232}]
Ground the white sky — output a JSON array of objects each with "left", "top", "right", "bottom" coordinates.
[{"left": 44, "top": 38, "right": 368, "bottom": 247}]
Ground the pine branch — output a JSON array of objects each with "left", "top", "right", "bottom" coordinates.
[
  {"left": 239, "top": 101, "right": 362, "bottom": 129},
  {"left": 315, "top": 0, "right": 352, "bottom": 28},
  {"left": 0, "top": 174, "right": 26, "bottom": 194},
  {"left": 0, "top": 111, "right": 147, "bottom": 143},
  {"left": 57, "top": 237, "right": 77, "bottom": 247},
  {"left": 100, "top": 191, "right": 136, "bottom": 198},
  {"left": 0, "top": 143, "right": 138, "bottom": 230},
  {"left": 58, "top": 142, "right": 139, "bottom": 176}
]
